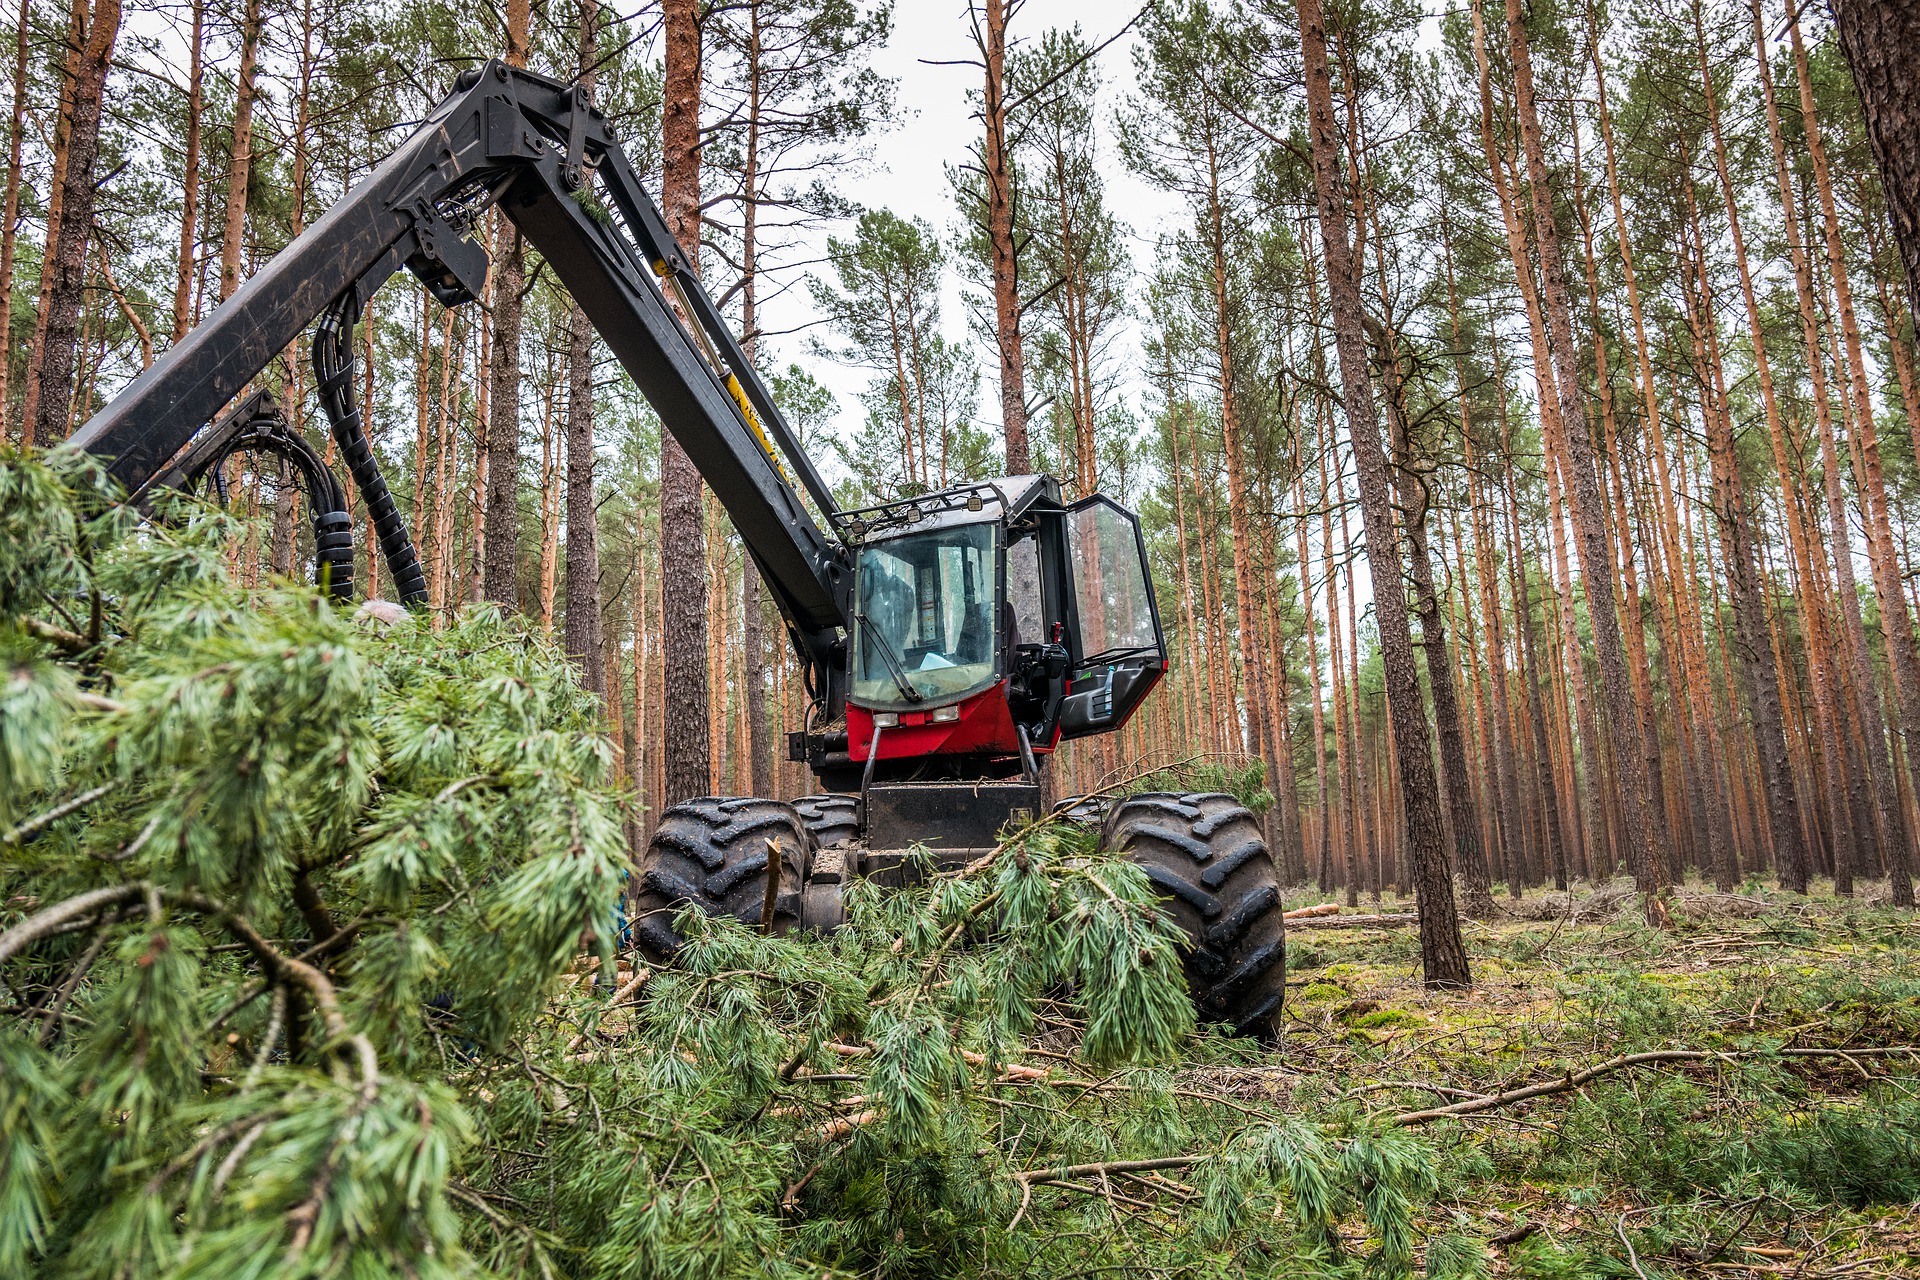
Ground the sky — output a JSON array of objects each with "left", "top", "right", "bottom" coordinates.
[{"left": 756, "top": 1, "right": 1189, "bottom": 456}]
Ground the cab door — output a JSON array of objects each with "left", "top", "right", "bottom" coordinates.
[{"left": 1057, "top": 494, "right": 1168, "bottom": 740}]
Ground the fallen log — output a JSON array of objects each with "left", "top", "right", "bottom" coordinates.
[{"left": 1285, "top": 912, "right": 1420, "bottom": 930}]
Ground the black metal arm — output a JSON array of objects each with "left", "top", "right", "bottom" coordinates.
[{"left": 66, "top": 61, "right": 851, "bottom": 709}]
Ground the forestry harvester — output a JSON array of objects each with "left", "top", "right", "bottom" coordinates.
[{"left": 64, "top": 64, "right": 1288, "bottom": 1033}]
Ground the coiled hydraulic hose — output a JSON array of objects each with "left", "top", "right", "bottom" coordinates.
[{"left": 314, "top": 293, "right": 428, "bottom": 605}]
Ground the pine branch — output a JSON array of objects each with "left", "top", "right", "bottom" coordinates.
[
  {"left": 3, "top": 781, "right": 117, "bottom": 845},
  {"left": 20, "top": 615, "right": 89, "bottom": 653},
  {"left": 1386, "top": 1044, "right": 1920, "bottom": 1126}
]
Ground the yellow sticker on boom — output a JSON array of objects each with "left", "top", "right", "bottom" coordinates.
[{"left": 727, "top": 371, "right": 793, "bottom": 487}]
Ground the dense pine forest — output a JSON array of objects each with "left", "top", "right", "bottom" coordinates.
[
  {"left": 5, "top": 0, "right": 1920, "bottom": 912},
  {"left": 5, "top": 0, "right": 1920, "bottom": 1274}
]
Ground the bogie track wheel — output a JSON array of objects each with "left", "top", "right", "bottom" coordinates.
[
  {"left": 633, "top": 796, "right": 810, "bottom": 963},
  {"left": 1102, "top": 791, "right": 1287, "bottom": 1037}
]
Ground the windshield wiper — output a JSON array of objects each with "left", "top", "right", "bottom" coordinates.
[{"left": 854, "top": 611, "right": 924, "bottom": 703}]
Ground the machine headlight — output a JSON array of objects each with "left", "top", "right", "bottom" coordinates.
[
  {"left": 872, "top": 712, "right": 899, "bottom": 728},
  {"left": 931, "top": 705, "right": 960, "bottom": 723}
]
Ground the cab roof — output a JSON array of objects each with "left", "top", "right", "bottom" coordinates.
[{"left": 838, "top": 475, "right": 1057, "bottom": 545}]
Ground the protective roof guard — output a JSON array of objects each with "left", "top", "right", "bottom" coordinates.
[
  {"left": 64, "top": 61, "right": 851, "bottom": 674},
  {"left": 837, "top": 476, "right": 1052, "bottom": 544}
]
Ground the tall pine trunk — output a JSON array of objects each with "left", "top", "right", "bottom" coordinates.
[
  {"left": 1372, "top": 310, "right": 1493, "bottom": 918},
  {"left": 564, "top": 0, "right": 605, "bottom": 696},
  {"left": 977, "top": 0, "right": 1028, "bottom": 473},
  {"left": 1298, "top": 0, "right": 1468, "bottom": 987},
  {"left": 739, "top": 0, "right": 770, "bottom": 798},
  {"left": 218, "top": 0, "right": 260, "bottom": 303},
  {"left": 660, "top": 0, "right": 711, "bottom": 802},
  {"left": 1829, "top": 0, "right": 1920, "bottom": 324},
  {"left": 1499, "top": 0, "right": 1667, "bottom": 920},
  {"left": 169, "top": 0, "right": 202, "bottom": 347},
  {"left": 1795, "top": 16, "right": 1918, "bottom": 904},
  {"left": 1686, "top": 25, "right": 1813, "bottom": 888},
  {"left": 0, "top": 0, "right": 32, "bottom": 437},
  {"left": 26, "top": 0, "right": 119, "bottom": 446},
  {"left": 484, "top": 0, "right": 531, "bottom": 607}
]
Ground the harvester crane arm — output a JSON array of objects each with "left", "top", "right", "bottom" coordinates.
[{"left": 67, "top": 61, "right": 851, "bottom": 710}]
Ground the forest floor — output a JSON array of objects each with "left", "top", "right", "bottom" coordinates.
[{"left": 1222, "top": 877, "right": 1920, "bottom": 1276}]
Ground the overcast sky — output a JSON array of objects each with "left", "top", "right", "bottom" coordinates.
[{"left": 761, "top": 1, "right": 1187, "bottom": 456}]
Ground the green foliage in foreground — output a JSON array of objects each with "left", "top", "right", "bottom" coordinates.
[
  {"left": 5, "top": 446, "right": 1918, "bottom": 1279},
  {"left": 0, "top": 448, "right": 1444, "bottom": 1276}
]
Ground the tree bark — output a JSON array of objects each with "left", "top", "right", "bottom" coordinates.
[
  {"left": 1298, "top": 0, "right": 1468, "bottom": 987},
  {"left": 1689, "top": 11, "right": 1810, "bottom": 890},
  {"left": 739, "top": 0, "right": 770, "bottom": 797},
  {"left": 1372, "top": 310, "right": 1492, "bottom": 918},
  {"left": 218, "top": 0, "right": 261, "bottom": 303},
  {"left": 26, "top": 0, "right": 120, "bottom": 447},
  {"left": 1497, "top": 0, "right": 1667, "bottom": 918},
  {"left": 0, "top": 0, "right": 33, "bottom": 438},
  {"left": 977, "top": 0, "right": 1029, "bottom": 473},
  {"left": 1795, "top": 15, "right": 1918, "bottom": 904},
  {"left": 660, "top": 0, "right": 711, "bottom": 802},
  {"left": 564, "top": 0, "right": 605, "bottom": 695},
  {"left": 484, "top": 0, "right": 531, "bottom": 606},
  {"left": 1829, "top": 0, "right": 1920, "bottom": 325},
  {"left": 170, "top": 0, "right": 203, "bottom": 344}
]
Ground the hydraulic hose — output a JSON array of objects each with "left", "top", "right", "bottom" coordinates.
[{"left": 314, "top": 293, "right": 429, "bottom": 606}]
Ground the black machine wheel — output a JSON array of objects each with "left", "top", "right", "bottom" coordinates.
[
  {"left": 1102, "top": 791, "right": 1287, "bottom": 1037},
  {"left": 792, "top": 793, "right": 860, "bottom": 849},
  {"left": 1051, "top": 793, "right": 1112, "bottom": 828},
  {"left": 632, "top": 797, "right": 810, "bottom": 963}
]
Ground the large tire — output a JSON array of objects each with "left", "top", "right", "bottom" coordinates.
[
  {"left": 792, "top": 793, "right": 859, "bottom": 849},
  {"left": 633, "top": 797, "right": 810, "bottom": 963},
  {"left": 1103, "top": 791, "right": 1287, "bottom": 1037}
]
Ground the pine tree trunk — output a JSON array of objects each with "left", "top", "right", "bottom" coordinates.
[
  {"left": 1205, "top": 133, "right": 1275, "bottom": 798},
  {"left": 1294, "top": 465, "right": 1333, "bottom": 892},
  {"left": 21, "top": 0, "right": 84, "bottom": 441},
  {"left": 1160, "top": 355, "right": 1206, "bottom": 756},
  {"left": 738, "top": 0, "right": 770, "bottom": 797},
  {"left": 1298, "top": 0, "right": 1468, "bottom": 987},
  {"left": 1829, "top": 0, "right": 1920, "bottom": 324},
  {"left": 1503, "top": 437, "right": 1565, "bottom": 893},
  {"left": 218, "top": 0, "right": 261, "bottom": 302},
  {"left": 27, "top": 0, "right": 119, "bottom": 447},
  {"left": 660, "top": 0, "right": 711, "bottom": 803},
  {"left": 1373, "top": 312, "right": 1492, "bottom": 917},
  {"left": 170, "top": 0, "right": 203, "bottom": 344},
  {"left": 1771, "top": 99, "right": 1889, "bottom": 893},
  {"left": 559, "top": 0, "right": 604, "bottom": 690},
  {"left": 1498, "top": 0, "right": 1667, "bottom": 918},
  {"left": 1326, "top": 443, "right": 1358, "bottom": 905},
  {"left": 564, "top": 300, "right": 604, "bottom": 693},
  {"left": 978, "top": 0, "right": 1028, "bottom": 472},
  {"left": 1680, "top": 78, "right": 1811, "bottom": 889},
  {"left": 1185, "top": 410, "right": 1230, "bottom": 756},
  {"left": 1796, "top": 17, "right": 1919, "bottom": 904},
  {"left": 1464, "top": 453, "right": 1520, "bottom": 892},
  {"left": 484, "top": 0, "right": 531, "bottom": 608},
  {"left": 412, "top": 291, "right": 434, "bottom": 550},
  {"left": 1569, "top": 73, "right": 1670, "bottom": 874},
  {"left": 0, "top": 0, "right": 34, "bottom": 438}
]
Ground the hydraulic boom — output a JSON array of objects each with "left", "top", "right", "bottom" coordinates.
[{"left": 68, "top": 61, "right": 853, "bottom": 716}]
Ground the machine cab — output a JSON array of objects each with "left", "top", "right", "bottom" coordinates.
[{"left": 842, "top": 477, "right": 1167, "bottom": 779}]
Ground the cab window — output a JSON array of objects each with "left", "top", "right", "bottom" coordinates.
[{"left": 852, "top": 523, "right": 999, "bottom": 706}]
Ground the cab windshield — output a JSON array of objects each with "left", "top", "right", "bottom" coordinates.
[{"left": 852, "top": 523, "right": 999, "bottom": 707}]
